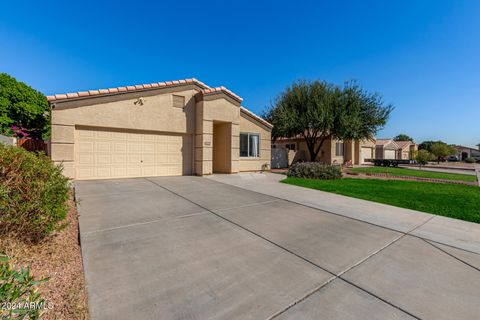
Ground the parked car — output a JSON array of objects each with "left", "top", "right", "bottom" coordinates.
[{"left": 447, "top": 155, "right": 459, "bottom": 162}]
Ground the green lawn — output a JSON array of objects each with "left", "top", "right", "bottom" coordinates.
[
  {"left": 282, "top": 177, "right": 480, "bottom": 223},
  {"left": 349, "top": 166, "right": 477, "bottom": 182}
]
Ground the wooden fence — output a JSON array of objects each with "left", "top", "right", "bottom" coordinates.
[{"left": 17, "top": 138, "right": 48, "bottom": 154}]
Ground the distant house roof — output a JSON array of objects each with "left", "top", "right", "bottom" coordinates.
[
  {"left": 454, "top": 145, "right": 479, "bottom": 152},
  {"left": 375, "top": 139, "right": 393, "bottom": 146},
  {"left": 376, "top": 139, "right": 400, "bottom": 149},
  {"left": 395, "top": 140, "right": 417, "bottom": 150}
]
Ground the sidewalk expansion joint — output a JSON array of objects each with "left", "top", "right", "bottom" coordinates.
[{"left": 146, "top": 178, "right": 422, "bottom": 320}]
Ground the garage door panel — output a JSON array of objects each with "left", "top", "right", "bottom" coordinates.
[
  {"left": 156, "top": 154, "right": 168, "bottom": 164},
  {"left": 127, "top": 133, "right": 141, "bottom": 140},
  {"left": 168, "top": 165, "right": 181, "bottom": 175},
  {"left": 360, "top": 147, "right": 372, "bottom": 164},
  {"left": 95, "top": 142, "right": 111, "bottom": 153},
  {"left": 96, "top": 131, "right": 112, "bottom": 139},
  {"left": 143, "top": 134, "right": 155, "bottom": 141},
  {"left": 76, "top": 127, "right": 192, "bottom": 180},
  {"left": 143, "top": 143, "right": 155, "bottom": 153},
  {"left": 78, "top": 154, "right": 94, "bottom": 165},
  {"left": 128, "top": 143, "right": 142, "bottom": 153},
  {"left": 127, "top": 167, "right": 142, "bottom": 177},
  {"left": 143, "top": 154, "right": 155, "bottom": 164},
  {"left": 155, "top": 135, "right": 168, "bottom": 142},
  {"left": 112, "top": 132, "right": 127, "bottom": 140},
  {"left": 78, "top": 130, "right": 94, "bottom": 138},
  {"left": 142, "top": 166, "right": 154, "bottom": 176},
  {"left": 385, "top": 150, "right": 396, "bottom": 159},
  {"left": 156, "top": 166, "right": 170, "bottom": 176},
  {"left": 112, "top": 167, "right": 127, "bottom": 177},
  {"left": 77, "top": 167, "right": 94, "bottom": 179},
  {"left": 78, "top": 141, "right": 94, "bottom": 153},
  {"left": 155, "top": 144, "right": 168, "bottom": 153},
  {"left": 128, "top": 154, "right": 142, "bottom": 164},
  {"left": 95, "top": 167, "right": 112, "bottom": 178},
  {"left": 168, "top": 154, "right": 181, "bottom": 164},
  {"left": 114, "top": 143, "right": 127, "bottom": 153}
]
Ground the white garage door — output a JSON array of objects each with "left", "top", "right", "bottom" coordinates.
[
  {"left": 360, "top": 147, "right": 373, "bottom": 163},
  {"left": 75, "top": 127, "right": 192, "bottom": 180},
  {"left": 384, "top": 149, "right": 396, "bottom": 159}
]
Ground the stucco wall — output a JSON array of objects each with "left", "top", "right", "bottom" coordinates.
[
  {"left": 52, "top": 89, "right": 197, "bottom": 133},
  {"left": 195, "top": 96, "right": 240, "bottom": 175},
  {"left": 274, "top": 137, "right": 371, "bottom": 165},
  {"left": 239, "top": 113, "right": 271, "bottom": 171},
  {"left": 51, "top": 89, "right": 197, "bottom": 178},
  {"left": 51, "top": 86, "right": 272, "bottom": 178}
]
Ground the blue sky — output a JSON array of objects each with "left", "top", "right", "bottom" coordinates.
[{"left": 1, "top": 1, "right": 479, "bottom": 147}]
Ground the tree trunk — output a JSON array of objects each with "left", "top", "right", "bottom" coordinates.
[
  {"left": 304, "top": 136, "right": 327, "bottom": 162},
  {"left": 308, "top": 145, "right": 318, "bottom": 162}
]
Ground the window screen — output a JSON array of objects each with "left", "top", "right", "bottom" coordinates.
[
  {"left": 335, "top": 141, "right": 344, "bottom": 156},
  {"left": 240, "top": 133, "right": 260, "bottom": 157}
]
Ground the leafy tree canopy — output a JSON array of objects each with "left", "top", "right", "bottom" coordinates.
[
  {"left": 418, "top": 140, "right": 453, "bottom": 153},
  {"left": 430, "top": 142, "right": 456, "bottom": 159},
  {"left": 393, "top": 133, "right": 414, "bottom": 142},
  {"left": 0, "top": 73, "right": 49, "bottom": 138},
  {"left": 264, "top": 80, "right": 393, "bottom": 161}
]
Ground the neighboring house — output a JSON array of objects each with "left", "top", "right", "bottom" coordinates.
[
  {"left": 395, "top": 140, "right": 418, "bottom": 160},
  {"left": 271, "top": 136, "right": 375, "bottom": 167},
  {"left": 454, "top": 145, "right": 480, "bottom": 160},
  {"left": 47, "top": 78, "right": 272, "bottom": 180},
  {"left": 375, "top": 139, "right": 400, "bottom": 159}
]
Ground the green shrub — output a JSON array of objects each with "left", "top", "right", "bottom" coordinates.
[
  {"left": 465, "top": 157, "right": 476, "bottom": 163},
  {"left": 0, "top": 144, "right": 69, "bottom": 242},
  {"left": 415, "top": 149, "right": 432, "bottom": 166},
  {"left": 287, "top": 162, "right": 342, "bottom": 180},
  {"left": 0, "top": 254, "right": 49, "bottom": 319}
]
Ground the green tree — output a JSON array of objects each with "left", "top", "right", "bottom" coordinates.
[
  {"left": 418, "top": 140, "right": 449, "bottom": 152},
  {"left": 0, "top": 73, "right": 49, "bottom": 138},
  {"left": 430, "top": 142, "right": 456, "bottom": 163},
  {"left": 415, "top": 149, "right": 432, "bottom": 168},
  {"left": 393, "top": 133, "right": 414, "bottom": 142},
  {"left": 264, "top": 80, "right": 393, "bottom": 161}
]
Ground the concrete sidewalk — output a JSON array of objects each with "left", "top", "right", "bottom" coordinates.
[
  {"left": 207, "top": 172, "right": 480, "bottom": 254},
  {"left": 76, "top": 175, "right": 480, "bottom": 320}
]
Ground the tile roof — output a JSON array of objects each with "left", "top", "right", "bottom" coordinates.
[
  {"left": 45, "top": 78, "right": 242, "bottom": 102},
  {"left": 46, "top": 77, "right": 274, "bottom": 127},
  {"left": 240, "top": 107, "right": 273, "bottom": 128},
  {"left": 395, "top": 140, "right": 415, "bottom": 149},
  {"left": 203, "top": 86, "right": 243, "bottom": 103},
  {"left": 375, "top": 139, "right": 393, "bottom": 146}
]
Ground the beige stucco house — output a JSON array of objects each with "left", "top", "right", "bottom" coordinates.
[
  {"left": 272, "top": 136, "right": 376, "bottom": 167},
  {"left": 375, "top": 139, "right": 400, "bottom": 159},
  {"left": 395, "top": 140, "right": 418, "bottom": 160},
  {"left": 47, "top": 78, "right": 272, "bottom": 180}
]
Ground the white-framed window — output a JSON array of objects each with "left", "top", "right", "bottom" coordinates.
[
  {"left": 240, "top": 133, "right": 260, "bottom": 157},
  {"left": 335, "top": 141, "right": 344, "bottom": 156}
]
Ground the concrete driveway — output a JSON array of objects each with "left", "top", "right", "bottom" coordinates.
[{"left": 76, "top": 175, "right": 480, "bottom": 320}]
